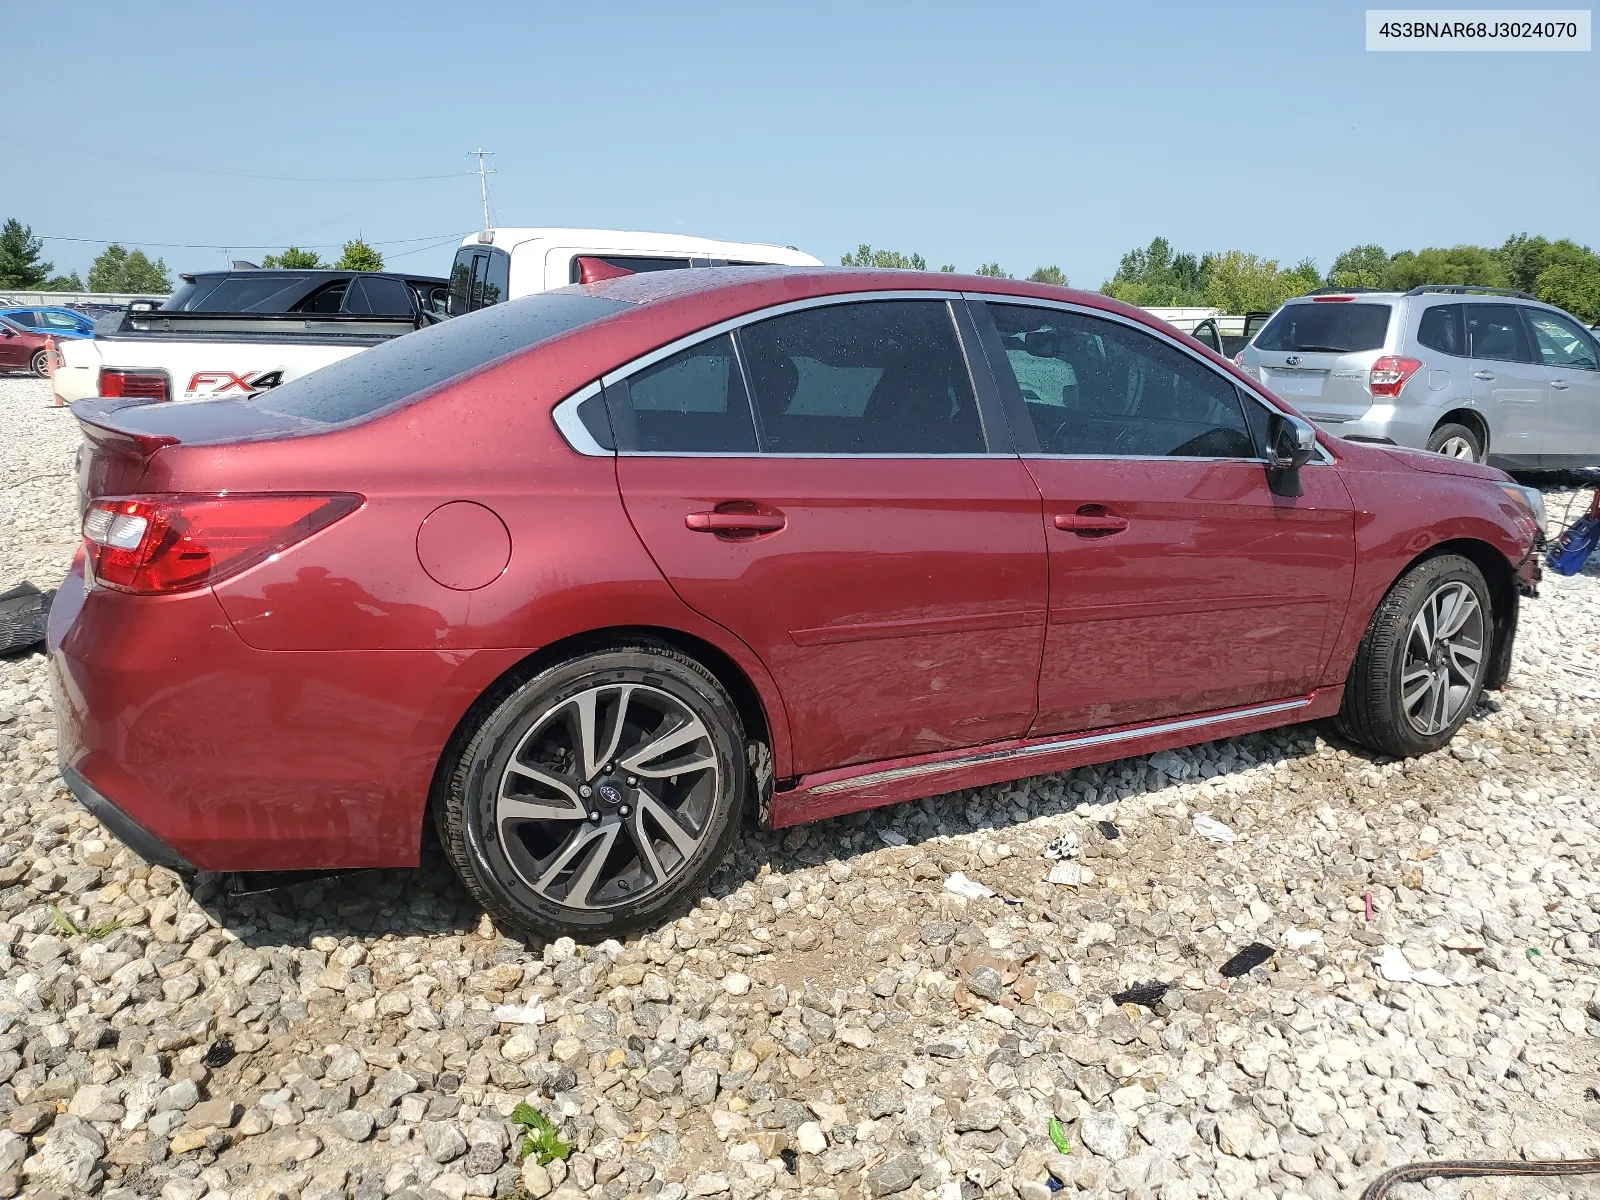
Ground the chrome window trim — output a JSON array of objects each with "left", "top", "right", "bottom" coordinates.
[
  {"left": 965, "top": 291, "right": 1334, "bottom": 466},
  {"left": 596, "top": 289, "right": 965, "bottom": 391},
  {"left": 584, "top": 288, "right": 1006, "bottom": 458},
  {"left": 550, "top": 380, "right": 610, "bottom": 457},
  {"left": 808, "top": 696, "right": 1312, "bottom": 796}
]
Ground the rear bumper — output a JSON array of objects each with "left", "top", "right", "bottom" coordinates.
[
  {"left": 60, "top": 765, "right": 194, "bottom": 872},
  {"left": 50, "top": 562, "right": 525, "bottom": 872},
  {"left": 1318, "top": 402, "right": 1438, "bottom": 452}
]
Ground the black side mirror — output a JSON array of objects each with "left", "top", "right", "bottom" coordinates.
[
  {"left": 1266, "top": 411, "right": 1317, "bottom": 497},
  {"left": 1, "top": 328, "right": 15, "bottom": 338}
]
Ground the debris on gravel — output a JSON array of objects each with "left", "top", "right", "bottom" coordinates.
[{"left": 3, "top": 375, "right": 1599, "bottom": 1199}]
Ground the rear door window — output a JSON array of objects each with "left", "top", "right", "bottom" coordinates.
[
  {"left": 482, "top": 251, "right": 510, "bottom": 307},
  {"left": 1524, "top": 309, "right": 1599, "bottom": 370},
  {"left": 1468, "top": 304, "right": 1537, "bottom": 363},
  {"left": 1255, "top": 303, "right": 1392, "bottom": 353},
  {"left": 296, "top": 281, "right": 348, "bottom": 314},
  {"left": 737, "top": 300, "right": 986, "bottom": 454},
  {"left": 986, "top": 303, "right": 1256, "bottom": 459},
  {"left": 604, "top": 333, "right": 757, "bottom": 453},
  {"left": 1416, "top": 304, "right": 1466, "bottom": 356}
]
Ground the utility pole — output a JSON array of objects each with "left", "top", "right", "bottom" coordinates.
[{"left": 467, "top": 149, "right": 496, "bottom": 230}]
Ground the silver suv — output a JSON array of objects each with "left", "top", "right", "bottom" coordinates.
[{"left": 1237, "top": 285, "right": 1600, "bottom": 468}]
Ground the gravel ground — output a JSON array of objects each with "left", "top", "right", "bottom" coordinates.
[{"left": 2, "top": 371, "right": 1600, "bottom": 1200}]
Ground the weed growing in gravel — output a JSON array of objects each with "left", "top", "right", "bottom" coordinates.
[
  {"left": 48, "top": 904, "right": 121, "bottom": 939},
  {"left": 511, "top": 1102, "right": 573, "bottom": 1166}
]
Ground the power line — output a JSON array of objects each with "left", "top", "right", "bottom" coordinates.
[
  {"left": 0, "top": 133, "right": 474, "bottom": 183},
  {"left": 37, "top": 231, "right": 474, "bottom": 251}
]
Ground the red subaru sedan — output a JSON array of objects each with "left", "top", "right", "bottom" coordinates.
[{"left": 50, "top": 269, "right": 1543, "bottom": 938}]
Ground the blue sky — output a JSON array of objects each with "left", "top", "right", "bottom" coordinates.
[{"left": 6, "top": 1, "right": 1596, "bottom": 288}]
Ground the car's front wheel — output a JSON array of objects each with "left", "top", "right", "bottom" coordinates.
[
  {"left": 438, "top": 645, "right": 747, "bottom": 940},
  {"left": 1336, "top": 553, "right": 1492, "bottom": 757}
]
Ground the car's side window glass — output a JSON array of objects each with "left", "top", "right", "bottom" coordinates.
[
  {"left": 1468, "top": 304, "right": 1537, "bottom": 363},
  {"left": 738, "top": 300, "right": 985, "bottom": 454},
  {"left": 4, "top": 313, "right": 35, "bottom": 328},
  {"left": 297, "top": 282, "right": 348, "bottom": 314},
  {"left": 42, "top": 312, "right": 78, "bottom": 330},
  {"left": 483, "top": 250, "right": 510, "bottom": 307},
  {"left": 1415, "top": 304, "right": 1466, "bottom": 357},
  {"left": 447, "top": 249, "right": 476, "bottom": 316},
  {"left": 345, "top": 276, "right": 413, "bottom": 317},
  {"left": 605, "top": 333, "right": 757, "bottom": 453},
  {"left": 987, "top": 303, "right": 1256, "bottom": 458},
  {"left": 1525, "top": 309, "right": 1599, "bottom": 371}
]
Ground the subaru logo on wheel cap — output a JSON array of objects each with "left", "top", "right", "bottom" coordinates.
[
  {"left": 598, "top": 784, "right": 622, "bottom": 804},
  {"left": 1285, "top": 355, "right": 1301, "bottom": 367}
]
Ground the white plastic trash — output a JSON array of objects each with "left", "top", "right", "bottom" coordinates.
[
  {"left": 943, "top": 872, "right": 996, "bottom": 899},
  {"left": 1193, "top": 815, "right": 1237, "bottom": 844}
]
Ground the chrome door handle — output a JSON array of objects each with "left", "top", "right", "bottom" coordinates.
[
  {"left": 1473, "top": 370, "right": 1496, "bottom": 381},
  {"left": 1550, "top": 380, "right": 1570, "bottom": 390}
]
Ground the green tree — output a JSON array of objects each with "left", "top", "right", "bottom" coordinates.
[
  {"left": 938, "top": 264, "right": 956, "bottom": 273},
  {"left": 1536, "top": 257, "right": 1600, "bottom": 323},
  {"left": 1027, "top": 265, "right": 1069, "bottom": 286},
  {"left": 45, "top": 272, "right": 84, "bottom": 292},
  {"left": 262, "top": 246, "right": 325, "bottom": 269},
  {"left": 88, "top": 244, "right": 172, "bottom": 293},
  {"left": 1327, "top": 244, "right": 1390, "bottom": 290},
  {"left": 1202, "top": 250, "right": 1316, "bottom": 313},
  {"left": 87, "top": 244, "right": 129, "bottom": 291},
  {"left": 1498, "top": 233, "right": 1550, "bottom": 293},
  {"left": 975, "top": 262, "right": 1012, "bottom": 279},
  {"left": 335, "top": 238, "right": 384, "bottom": 272},
  {"left": 1100, "top": 236, "right": 1209, "bottom": 306},
  {"left": 840, "top": 244, "right": 927, "bottom": 270},
  {"left": 1385, "top": 245, "right": 1507, "bottom": 291},
  {"left": 0, "top": 219, "right": 52, "bottom": 288}
]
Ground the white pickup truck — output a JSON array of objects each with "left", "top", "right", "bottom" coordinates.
[{"left": 53, "top": 229, "right": 822, "bottom": 406}]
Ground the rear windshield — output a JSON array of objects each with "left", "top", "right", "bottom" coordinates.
[
  {"left": 166, "top": 275, "right": 317, "bottom": 313},
  {"left": 1255, "top": 302, "right": 1392, "bottom": 354},
  {"left": 256, "top": 291, "right": 632, "bottom": 426}
]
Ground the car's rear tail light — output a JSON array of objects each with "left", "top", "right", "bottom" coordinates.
[
  {"left": 1369, "top": 356, "right": 1423, "bottom": 399},
  {"left": 100, "top": 369, "right": 170, "bottom": 401},
  {"left": 82, "top": 492, "right": 361, "bottom": 594}
]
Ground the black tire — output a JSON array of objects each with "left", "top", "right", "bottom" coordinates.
[
  {"left": 1425, "top": 422, "right": 1483, "bottom": 463},
  {"left": 437, "top": 644, "right": 746, "bottom": 941},
  {"left": 1336, "top": 554, "right": 1493, "bottom": 757},
  {"left": 29, "top": 349, "right": 48, "bottom": 379}
]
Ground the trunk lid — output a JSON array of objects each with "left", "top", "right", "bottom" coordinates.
[
  {"left": 71, "top": 397, "right": 328, "bottom": 510},
  {"left": 1250, "top": 299, "right": 1398, "bottom": 425}
]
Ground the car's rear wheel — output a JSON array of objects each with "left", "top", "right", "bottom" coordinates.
[
  {"left": 438, "top": 645, "right": 746, "bottom": 940},
  {"left": 28, "top": 349, "right": 48, "bottom": 379},
  {"left": 1426, "top": 422, "right": 1483, "bottom": 463},
  {"left": 1336, "top": 553, "right": 1492, "bottom": 757}
]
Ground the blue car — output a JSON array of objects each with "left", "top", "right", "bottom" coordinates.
[{"left": 0, "top": 307, "right": 95, "bottom": 340}]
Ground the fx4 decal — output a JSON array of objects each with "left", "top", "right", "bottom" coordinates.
[{"left": 183, "top": 369, "right": 286, "bottom": 397}]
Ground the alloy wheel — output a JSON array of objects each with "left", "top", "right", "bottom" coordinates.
[
  {"left": 493, "top": 683, "right": 719, "bottom": 911},
  {"left": 1400, "top": 580, "right": 1485, "bottom": 735},
  {"left": 1435, "top": 435, "right": 1477, "bottom": 461}
]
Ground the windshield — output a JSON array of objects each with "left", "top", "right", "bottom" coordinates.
[
  {"left": 1255, "top": 302, "right": 1392, "bottom": 354},
  {"left": 257, "top": 291, "right": 632, "bottom": 426}
]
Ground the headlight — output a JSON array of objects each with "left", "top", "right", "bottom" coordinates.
[{"left": 1497, "top": 482, "right": 1547, "bottom": 535}]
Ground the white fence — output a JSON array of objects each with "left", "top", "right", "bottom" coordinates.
[{"left": 0, "top": 291, "right": 170, "bottom": 307}]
